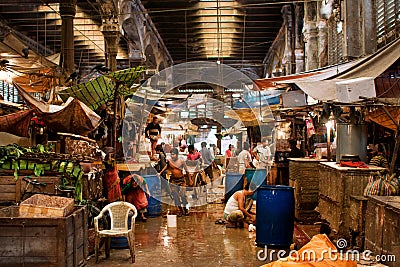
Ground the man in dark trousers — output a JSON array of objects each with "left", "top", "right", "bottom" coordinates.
[
  {"left": 145, "top": 116, "right": 161, "bottom": 160},
  {"left": 200, "top": 141, "right": 214, "bottom": 185}
]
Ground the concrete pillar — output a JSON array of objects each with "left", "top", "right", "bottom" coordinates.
[
  {"left": 282, "top": 5, "right": 294, "bottom": 75},
  {"left": 60, "top": 0, "right": 76, "bottom": 78},
  {"left": 362, "top": 0, "right": 377, "bottom": 54},
  {"left": 294, "top": 3, "right": 305, "bottom": 73},
  {"left": 318, "top": 19, "right": 328, "bottom": 67},
  {"left": 101, "top": 24, "right": 120, "bottom": 72},
  {"left": 343, "top": 0, "right": 362, "bottom": 58},
  {"left": 99, "top": 0, "right": 120, "bottom": 72},
  {"left": 303, "top": 1, "right": 319, "bottom": 71}
]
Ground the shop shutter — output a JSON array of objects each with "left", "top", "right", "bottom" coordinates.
[
  {"left": 327, "top": 17, "right": 344, "bottom": 65},
  {"left": 377, "top": 0, "right": 400, "bottom": 47}
]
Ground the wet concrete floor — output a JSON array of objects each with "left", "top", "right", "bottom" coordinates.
[{"left": 87, "top": 203, "right": 281, "bottom": 267}]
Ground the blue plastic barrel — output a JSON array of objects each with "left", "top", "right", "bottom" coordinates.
[
  {"left": 256, "top": 185, "right": 295, "bottom": 247},
  {"left": 143, "top": 175, "right": 162, "bottom": 217},
  {"left": 225, "top": 173, "right": 244, "bottom": 202},
  {"left": 245, "top": 168, "right": 267, "bottom": 200},
  {"left": 110, "top": 236, "right": 129, "bottom": 249},
  {"left": 111, "top": 214, "right": 132, "bottom": 249}
]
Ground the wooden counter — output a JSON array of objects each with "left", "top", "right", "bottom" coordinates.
[
  {"left": 288, "top": 158, "right": 327, "bottom": 222},
  {"left": 318, "top": 162, "right": 385, "bottom": 246},
  {"left": 365, "top": 196, "right": 400, "bottom": 267},
  {"left": 116, "top": 163, "right": 148, "bottom": 172}
]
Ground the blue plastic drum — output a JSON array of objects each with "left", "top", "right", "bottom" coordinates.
[
  {"left": 256, "top": 185, "right": 295, "bottom": 247},
  {"left": 225, "top": 173, "right": 244, "bottom": 202},
  {"left": 143, "top": 175, "right": 162, "bottom": 217},
  {"left": 111, "top": 214, "right": 133, "bottom": 248},
  {"left": 245, "top": 168, "right": 267, "bottom": 200}
]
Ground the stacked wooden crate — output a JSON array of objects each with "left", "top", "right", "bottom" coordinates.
[
  {"left": 0, "top": 170, "right": 61, "bottom": 203},
  {"left": 0, "top": 206, "right": 87, "bottom": 266}
]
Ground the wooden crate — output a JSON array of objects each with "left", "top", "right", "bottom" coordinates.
[
  {"left": 19, "top": 194, "right": 75, "bottom": 218},
  {"left": 318, "top": 162, "right": 385, "bottom": 240},
  {"left": 0, "top": 170, "right": 61, "bottom": 203},
  {"left": 0, "top": 206, "right": 87, "bottom": 267},
  {"left": 0, "top": 176, "right": 18, "bottom": 203},
  {"left": 289, "top": 159, "right": 322, "bottom": 222}
]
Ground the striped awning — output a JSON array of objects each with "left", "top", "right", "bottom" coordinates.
[{"left": 58, "top": 66, "right": 146, "bottom": 110}]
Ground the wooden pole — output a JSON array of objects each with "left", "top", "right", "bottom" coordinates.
[
  {"left": 112, "top": 82, "right": 121, "bottom": 151},
  {"left": 136, "top": 90, "right": 148, "bottom": 154},
  {"left": 326, "top": 126, "right": 331, "bottom": 161},
  {"left": 390, "top": 128, "right": 400, "bottom": 175}
]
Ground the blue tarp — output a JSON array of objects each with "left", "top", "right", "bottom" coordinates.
[{"left": 233, "top": 89, "right": 283, "bottom": 109}]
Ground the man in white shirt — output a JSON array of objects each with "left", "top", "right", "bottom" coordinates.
[
  {"left": 253, "top": 137, "right": 271, "bottom": 169},
  {"left": 223, "top": 183, "right": 255, "bottom": 228},
  {"left": 237, "top": 142, "right": 253, "bottom": 174}
]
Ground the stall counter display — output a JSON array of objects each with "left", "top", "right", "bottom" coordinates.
[
  {"left": 318, "top": 162, "right": 385, "bottom": 247},
  {"left": 288, "top": 158, "right": 327, "bottom": 222}
]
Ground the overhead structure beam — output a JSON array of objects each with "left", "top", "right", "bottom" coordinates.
[{"left": 60, "top": 0, "right": 76, "bottom": 79}]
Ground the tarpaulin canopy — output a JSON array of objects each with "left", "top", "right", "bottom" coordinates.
[
  {"left": 254, "top": 59, "right": 362, "bottom": 90},
  {"left": 12, "top": 68, "right": 59, "bottom": 93},
  {"left": 58, "top": 66, "right": 146, "bottom": 110},
  {"left": 367, "top": 106, "right": 400, "bottom": 131},
  {"left": 225, "top": 106, "right": 274, "bottom": 126},
  {"left": 233, "top": 89, "right": 283, "bottom": 109},
  {"left": 255, "top": 38, "right": 400, "bottom": 102},
  {"left": 292, "top": 38, "right": 400, "bottom": 101},
  {"left": 16, "top": 83, "right": 101, "bottom": 136},
  {"left": 0, "top": 31, "right": 58, "bottom": 93},
  {"left": 365, "top": 98, "right": 400, "bottom": 131},
  {"left": 0, "top": 109, "right": 33, "bottom": 137}
]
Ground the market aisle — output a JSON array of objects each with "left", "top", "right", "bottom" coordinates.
[{"left": 87, "top": 203, "right": 266, "bottom": 267}]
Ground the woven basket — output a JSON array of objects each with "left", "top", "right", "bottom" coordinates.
[{"left": 19, "top": 194, "right": 74, "bottom": 218}]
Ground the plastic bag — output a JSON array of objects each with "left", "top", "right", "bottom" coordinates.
[{"left": 363, "top": 173, "right": 399, "bottom": 196}]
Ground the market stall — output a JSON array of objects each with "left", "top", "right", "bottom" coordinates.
[
  {"left": 318, "top": 162, "right": 385, "bottom": 247},
  {"left": 288, "top": 158, "right": 327, "bottom": 222},
  {"left": 364, "top": 196, "right": 400, "bottom": 267}
]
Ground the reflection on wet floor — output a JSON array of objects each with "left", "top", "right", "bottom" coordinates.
[{"left": 88, "top": 203, "right": 269, "bottom": 267}]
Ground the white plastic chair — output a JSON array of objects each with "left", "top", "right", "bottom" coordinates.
[{"left": 94, "top": 201, "right": 138, "bottom": 263}]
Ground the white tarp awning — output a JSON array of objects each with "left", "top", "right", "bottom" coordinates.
[{"left": 288, "top": 38, "right": 400, "bottom": 101}]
